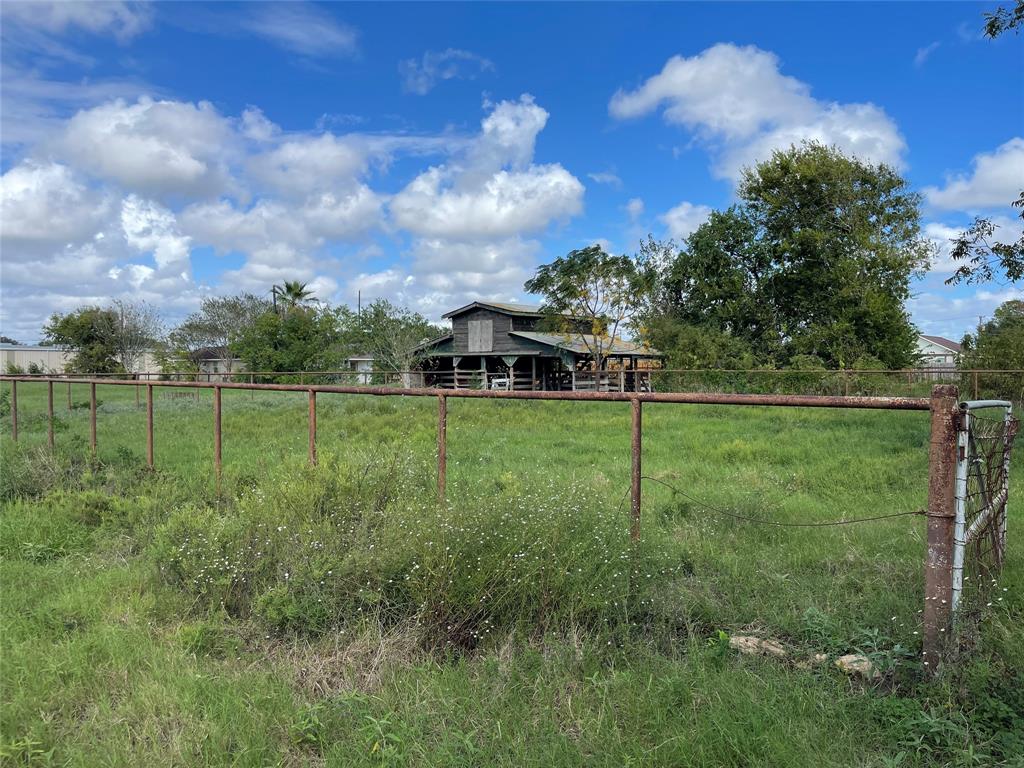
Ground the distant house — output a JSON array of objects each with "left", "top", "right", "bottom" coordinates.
[
  {"left": 414, "top": 301, "right": 661, "bottom": 391},
  {"left": 346, "top": 353, "right": 374, "bottom": 384},
  {"left": 191, "top": 350, "right": 244, "bottom": 380},
  {"left": 916, "top": 335, "right": 961, "bottom": 368}
]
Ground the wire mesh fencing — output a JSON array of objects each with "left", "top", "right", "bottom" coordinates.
[{"left": 951, "top": 400, "right": 1018, "bottom": 639}]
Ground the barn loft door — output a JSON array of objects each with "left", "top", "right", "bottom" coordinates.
[{"left": 468, "top": 320, "right": 493, "bottom": 352}]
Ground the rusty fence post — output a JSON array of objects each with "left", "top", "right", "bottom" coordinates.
[
  {"left": 66, "top": 381, "right": 72, "bottom": 411},
  {"left": 973, "top": 370, "right": 979, "bottom": 400},
  {"left": 213, "top": 385, "right": 222, "bottom": 492},
  {"left": 437, "top": 393, "right": 447, "bottom": 505},
  {"left": 136, "top": 380, "right": 141, "bottom": 408},
  {"left": 47, "top": 380, "right": 54, "bottom": 450},
  {"left": 631, "top": 396, "right": 642, "bottom": 542},
  {"left": 89, "top": 383, "right": 97, "bottom": 455},
  {"left": 146, "top": 383, "right": 154, "bottom": 469},
  {"left": 308, "top": 389, "right": 317, "bottom": 466},
  {"left": 10, "top": 380, "right": 16, "bottom": 442},
  {"left": 923, "top": 384, "right": 959, "bottom": 671}
]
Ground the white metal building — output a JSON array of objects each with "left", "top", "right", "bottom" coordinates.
[{"left": 1, "top": 344, "right": 71, "bottom": 373}]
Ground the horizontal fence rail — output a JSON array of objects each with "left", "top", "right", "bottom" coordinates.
[
  {"left": 6, "top": 367, "right": 1020, "bottom": 401},
  {"left": 4, "top": 374, "right": 1009, "bottom": 671}
]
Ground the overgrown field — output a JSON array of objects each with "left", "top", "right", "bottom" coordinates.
[{"left": 1, "top": 383, "right": 1022, "bottom": 766}]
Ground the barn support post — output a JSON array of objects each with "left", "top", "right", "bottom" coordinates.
[
  {"left": 146, "top": 383, "right": 154, "bottom": 469},
  {"left": 923, "top": 384, "right": 959, "bottom": 672},
  {"left": 308, "top": 389, "right": 317, "bottom": 467},
  {"left": 630, "top": 397, "right": 642, "bottom": 542},
  {"left": 213, "top": 385, "right": 222, "bottom": 493},
  {"left": 89, "top": 383, "right": 97, "bottom": 456},
  {"left": 9, "top": 380, "right": 16, "bottom": 441},
  {"left": 437, "top": 393, "right": 447, "bottom": 505},
  {"left": 47, "top": 380, "right": 54, "bottom": 450}
]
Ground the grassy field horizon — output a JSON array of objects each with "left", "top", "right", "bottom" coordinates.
[{"left": 1, "top": 380, "right": 1021, "bottom": 766}]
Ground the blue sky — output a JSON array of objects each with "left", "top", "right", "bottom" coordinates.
[{"left": 1, "top": 1, "right": 1022, "bottom": 343}]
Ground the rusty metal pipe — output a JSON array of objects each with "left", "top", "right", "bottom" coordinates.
[
  {"left": 308, "top": 389, "right": 317, "bottom": 467},
  {"left": 923, "top": 384, "right": 959, "bottom": 671},
  {"left": 0, "top": 376, "right": 932, "bottom": 411},
  {"left": 214, "top": 385, "right": 222, "bottom": 491},
  {"left": 631, "top": 397, "right": 642, "bottom": 542},
  {"left": 10, "top": 380, "right": 16, "bottom": 442},
  {"left": 90, "top": 383, "right": 96, "bottom": 455},
  {"left": 437, "top": 393, "right": 447, "bottom": 505},
  {"left": 146, "top": 383, "right": 154, "bottom": 469},
  {"left": 47, "top": 380, "right": 54, "bottom": 450}
]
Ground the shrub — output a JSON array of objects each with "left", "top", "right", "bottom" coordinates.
[{"left": 151, "top": 451, "right": 684, "bottom": 647}]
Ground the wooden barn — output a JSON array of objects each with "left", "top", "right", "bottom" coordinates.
[{"left": 414, "top": 301, "right": 661, "bottom": 391}]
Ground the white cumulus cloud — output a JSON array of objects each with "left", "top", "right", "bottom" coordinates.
[
  {"left": 54, "top": 97, "right": 236, "bottom": 198},
  {"left": 660, "top": 201, "right": 713, "bottom": 241},
  {"left": 610, "top": 43, "right": 906, "bottom": 181},
  {"left": 924, "top": 138, "right": 1024, "bottom": 211}
]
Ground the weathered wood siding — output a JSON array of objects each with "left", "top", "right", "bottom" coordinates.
[
  {"left": 467, "top": 319, "right": 493, "bottom": 352},
  {"left": 451, "top": 308, "right": 535, "bottom": 354}
]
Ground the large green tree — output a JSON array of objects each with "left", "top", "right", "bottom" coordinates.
[
  {"left": 525, "top": 245, "right": 647, "bottom": 371},
  {"left": 340, "top": 300, "right": 443, "bottom": 375},
  {"left": 42, "top": 307, "right": 121, "bottom": 373},
  {"left": 648, "top": 142, "right": 930, "bottom": 368},
  {"left": 168, "top": 294, "right": 271, "bottom": 369},
  {"left": 231, "top": 305, "right": 345, "bottom": 374},
  {"left": 960, "top": 300, "right": 1024, "bottom": 401}
]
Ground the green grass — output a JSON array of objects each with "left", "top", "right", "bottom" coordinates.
[{"left": 1, "top": 380, "right": 1022, "bottom": 766}]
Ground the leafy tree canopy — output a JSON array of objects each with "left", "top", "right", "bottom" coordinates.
[
  {"left": 230, "top": 304, "right": 346, "bottom": 374},
  {"left": 960, "top": 299, "right": 1024, "bottom": 401},
  {"left": 961, "top": 300, "right": 1024, "bottom": 369},
  {"left": 525, "top": 244, "right": 648, "bottom": 370},
  {"left": 340, "top": 299, "right": 443, "bottom": 374},
  {"left": 944, "top": 193, "right": 1024, "bottom": 286},
  {"left": 168, "top": 294, "right": 270, "bottom": 368},
  {"left": 42, "top": 307, "right": 122, "bottom": 373},
  {"left": 984, "top": 0, "right": 1024, "bottom": 37},
  {"left": 645, "top": 142, "right": 930, "bottom": 369}
]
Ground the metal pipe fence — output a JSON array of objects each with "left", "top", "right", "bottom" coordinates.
[
  {"left": 0, "top": 374, "right": 1013, "bottom": 671},
  {"left": 10, "top": 367, "right": 1022, "bottom": 401}
]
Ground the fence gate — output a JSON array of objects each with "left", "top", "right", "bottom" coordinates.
[{"left": 951, "top": 400, "right": 1018, "bottom": 621}]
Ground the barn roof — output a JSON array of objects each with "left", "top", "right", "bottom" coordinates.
[
  {"left": 509, "top": 331, "right": 660, "bottom": 357},
  {"left": 441, "top": 301, "right": 579, "bottom": 319}
]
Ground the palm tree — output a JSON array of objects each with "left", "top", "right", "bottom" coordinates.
[{"left": 271, "top": 281, "right": 316, "bottom": 313}]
